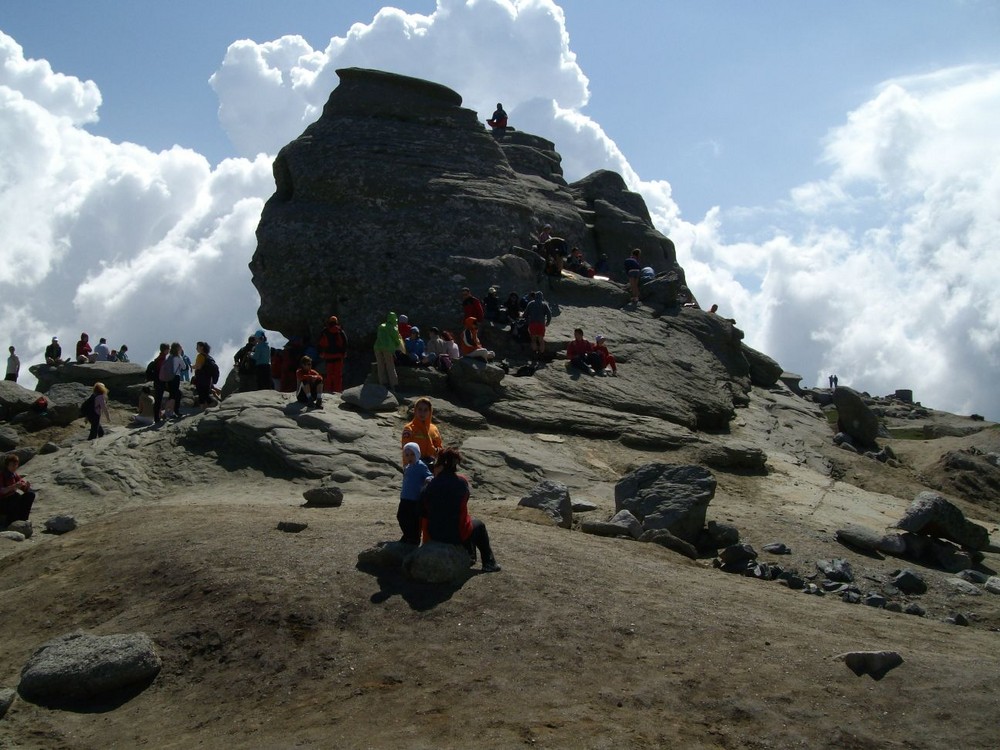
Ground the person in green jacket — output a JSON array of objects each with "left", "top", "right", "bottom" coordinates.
[{"left": 374, "top": 311, "right": 406, "bottom": 391}]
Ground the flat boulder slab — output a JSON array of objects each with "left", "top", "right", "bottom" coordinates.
[
  {"left": 895, "top": 491, "right": 990, "bottom": 551},
  {"left": 835, "top": 524, "right": 906, "bottom": 555},
  {"left": 580, "top": 509, "right": 642, "bottom": 539},
  {"left": 836, "top": 651, "right": 903, "bottom": 681},
  {"left": 832, "top": 386, "right": 880, "bottom": 449},
  {"left": 517, "top": 480, "right": 573, "bottom": 528},
  {"left": 29, "top": 362, "right": 147, "bottom": 399},
  {"left": 614, "top": 463, "right": 716, "bottom": 544},
  {"left": 697, "top": 442, "right": 767, "bottom": 474},
  {"left": 341, "top": 383, "right": 399, "bottom": 412},
  {"left": 402, "top": 542, "right": 471, "bottom": 584},
  {"left": 19, "top": 631, "right": 162, "bottom": 706}
]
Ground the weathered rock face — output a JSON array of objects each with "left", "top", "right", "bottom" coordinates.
[{"left": 251, "top": 68, "right": 683, "bottom": 346}]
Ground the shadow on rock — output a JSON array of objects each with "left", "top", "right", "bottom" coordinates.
[{"left": 356, "top": 540, "right": 472, "bottom": 611}]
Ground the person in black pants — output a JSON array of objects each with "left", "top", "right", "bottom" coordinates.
[
  {"left": 1, "top": 453, "right": 35, "bottom": 525},
  {"left": 421, "top": 446, "right": 500, "bottom": 572}
]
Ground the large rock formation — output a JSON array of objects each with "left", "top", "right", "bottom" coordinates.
[{"left": 251, "top": 67, "right": 683, "bottom": 345}]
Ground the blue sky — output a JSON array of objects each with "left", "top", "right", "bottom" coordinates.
[{"left": 1, "top": 0, "right": 999, "bottom": 417}]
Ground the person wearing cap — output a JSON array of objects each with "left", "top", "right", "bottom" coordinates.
[
  {"left": 484, "top": 286, "right": 503, "bottom": 322},
  {"left": 398, "top": 441, "right": 433, "bottom": 545},
  {"left": 317, "top": 316, "right": 348, "bottom": 393},
  {"left": 460, "top": 288, "right": 484, "bottom": 324},
  {"left": 45, "top": 337, "right": 64, "bottom": 365},
  {"left": 404, "top": 326, "right": 426, "bottom": 366},
  {"left": 251, "top": 329, "right": 272, "bottom": 390},
  {"left": 594, "top": 335, "right": 617, "bottom": 376},
  {"left": 397, "top": 314, "right": 412, "bottom": 341}
]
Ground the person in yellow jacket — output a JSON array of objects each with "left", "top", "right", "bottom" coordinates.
[{"left": 400, "top": 396, "right": 443, "bottom": 465}]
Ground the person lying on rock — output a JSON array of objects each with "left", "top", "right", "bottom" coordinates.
[
  {"left": 566, "top": 328, "right": 604, "bottom": 375},
  {"left": 0, "top": 453, "right": 36, "bottom": 527},
  {"left": 295, "top": 355, "right": 324, "bottom": 408},
  {"left": 420, "top": 446, "right": 500, "bottom": 573},
  {"left": 398, "top": 442, "right": 432, "bottom": 545},
  {"left": 401, "top": 397, "right": 443, "bottom": 466}
]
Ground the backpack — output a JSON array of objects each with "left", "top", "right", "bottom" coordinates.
[
  {"left": 236, "top": 346, "right": 255, "bottom": 374},
  {"left": 203, "top": 356, "right": 220, "bottom": 384},
  {"left": 145, "top": 359, "right": 157, "bottom": 381},
  {"left": 80, "top": 393, "right": 97, "bottom": 418}
]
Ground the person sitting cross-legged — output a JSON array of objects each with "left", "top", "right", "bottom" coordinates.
[{"left": 295, "top": 356, "right": 324, "bottom": 407}]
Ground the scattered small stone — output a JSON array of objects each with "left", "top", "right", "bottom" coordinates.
[
  {"left": 892, "top": 568, "right": 927, "bottom": 595},
  {"left": 0, "top": 531, "right": 25, "bottom": 542},
  {"left": 836, "top": 650, "right": 903, "bottom": 681},
  {"left": 841, "top": 591, "right": 861, "bottom": 604},
  {"left": 862, "top": 594, "right": 887, "bottom": 608},
  {"left": 816, "top": 558, "right": 854, "bottom": 583},
  {"left": 0, "top": 687, "right": 14, "bottom": 719},
  {"left": 44, "top": 515, "right": 76, "bottom": 535},
  {"left": 6, "top": 520, "right": 31, "bottom": 539},
  {"left": 704, "top": 520, "right": 740, "bottom": 549},
  {"left": 984, "top": 577, "right": 1000, "bottom": 595},
  {"left": 583, "top": 509, "right": 643, "bottom": 539},
  {"left": 39, "top": 442, "right": 59, "bottom": 455},
  {"left": 945, "top": 613, "right": 969, "bottom": 626},
  {"left": 946, "top": 578, "right": 981, "bottom": 596},
  {"left": 301, "top": 486, "right": 344, "bottom": 508},
  {"left": 762, "top": 542, "right": 790, "bottom": 555},
  {"left": 277, "top": 521, "right": 308, "bottom": 533},
  {"left": 904, "top": 603, "right": 926, "bottom": 617},
  {"left": 802, "top": 584, "right": 825, "bottom": 596},
  {"left": 885, "top": 602, "right": 903, "bottom": 613},
  {"left": 957, "top": 569, "right": 988, "bottom": 584},
  {"left": 718, "top": 543, "right": 757, "bottom": 571},
  {"left": 571, "top": 500, "right": 598, "bottom": 513},
  {"left": 640, "top": 529, "right": 698, "bottom": 559}
]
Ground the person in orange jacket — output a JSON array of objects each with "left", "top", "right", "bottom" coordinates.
[
  {"left": 317, "top": 316, "right": 348, "bottom": 393},
  {"left": 401, "top": 397, "right": 443, "bottom": 465}
]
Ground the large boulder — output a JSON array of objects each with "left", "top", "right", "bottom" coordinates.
[
  {"left": 29, "top": 362, "right": 147, "bottom": 399},
  {"left": 45, "top": 382, "right": 94, "bottom": 426},
  {"left": 517, "top": 480, "right": 573, "bottom": 529},
  {"left": 894, "top": 491, "right": 990, "bottom": 551},
  {"left": 18, "top": 631, "right": 162, "bottom": 704},
  {"left": 0, "top": 381, "right": 44, "bottom": 422},
  {"left": 614, "top": 464, "right": 717, "bottom": 543},
  {"left": 833, "top": 387, "right": 880, "bottom": 448}
]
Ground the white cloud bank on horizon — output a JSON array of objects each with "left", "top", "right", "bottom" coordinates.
[{"left": 1, "top": 0, "right": 998, "bottom": 419}]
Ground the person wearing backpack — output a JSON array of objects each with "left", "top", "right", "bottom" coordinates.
[
  {"left": 85, "top": 382, "right": 111, "bottom": 440},
  {"left": 234, "top": 335, "right": 256, "bottom": 393},
  {"left": 192, "top": 342, "right": 219, "bottom": 409}
]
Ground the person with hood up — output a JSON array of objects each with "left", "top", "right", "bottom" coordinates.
[
  {"left": 523, "top": 290, "right": 552, "bottom": 362},
  {"left": 459, "top": 317, "right": 493, "bottom": 361},
  {"left": 317, "top": 316, "right": 348, "bottom": 393},
  {"left": 401, "top": 397, "right": 444, "bottom": 465},
  {"left": 398, "top": 441, "right": 433, "bottom": 545},
  {"left": 374, "top": 312, "right": 406, "bottom": 391}
]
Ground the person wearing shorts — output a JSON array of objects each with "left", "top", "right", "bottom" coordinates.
[{"left": 523, "top": 290, "right": 552, "bottom": 362}]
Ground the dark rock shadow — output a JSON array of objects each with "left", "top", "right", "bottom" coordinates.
[
  {"left": 18, "top": 672, "right": 158, "bottom": 713},
  {"left": 356, "top": 562, "right": 468, "bottom": 611}
]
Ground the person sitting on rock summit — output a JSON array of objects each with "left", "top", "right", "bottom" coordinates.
[
  {"left": 93, "top": 337, "right": 111, "bottom": 362},
  {"left": 624, "top": 249, "right": 641, "bottom": 304},
  {"left": 460, "top": 288, "right": 485, "bottom": 324},
  {"left": 5, "top": 346, "right": 19, "bottom": 383},
  {"left": 566, "top": 328, "right": 604, "bottom": 375},
  {"left": 459, "top": 317, "right": 494, "bottom": 361},
  {"left": 566, "top": 247, "right": 595, "bottom": 278},
  {"left": 317, "top": 316, "right": 348, "bottom": 394},
  {"left": 523, "top": 290, "right": 552, "bottom": 362},
  {"left": 398, "top": 441, "right": 433, "bottom": 545},
  {"left": 116, "top": 344, "right": 130, "bottom": 363},
  {"left": 295, "top": 355, "right": 324, "bottom": 407},
  {"left": 45, "top": 336, "right": 65, "bottom": 365},
  {"left": 424, "top": 327, "right": 452, "bottom": 372},
  {"left": 486, "top": 102, "right": 507, "bottom": 137},
  {"left": 76, "top": 332, "right": 94, "bottom": 363},
  {"left": 420, "top": 446, "right": 500, "bottom": 573},
  {"left": 484, "top": 286, "right": 503, "bottom": 323},
  {"left": 374, "top": 312, "right": 406, "bottom": 392},
  {"left": 397, "top": 314, "right": 412, "bottom": 341},
  {"left": 404, "top": 327, "right": 427, "bottom": 367},
  {"left": 401, "top": 396, "right": 444, "bottom": 466}
]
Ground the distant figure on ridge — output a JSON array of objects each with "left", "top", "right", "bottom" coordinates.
[
  {"left": 45, "top": 336, "right": 65, "bottom": 366},
  {"left": 5, "top": 346, "right": 19, "bottom": 383},
  {"left": 93, "top": 337, "right": 111, "bottom": 362},
  {"left": 486, "top": 102, "right": 508, "bottom": 138},
  {"left": 76, "top": 332, "right": 93, "bottom": 363}
]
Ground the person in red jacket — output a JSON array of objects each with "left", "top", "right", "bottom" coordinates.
[
  {"left": 317, "top": 316, "right": 348, "bottom": 393},
  {"left": 460, "top": 288, "right": 485, "bottom": 324},
  {"left": 295, "top": 355, "right": 324, "bottom": 407},
  {"left": 420, "top": 446, "right": 500, "bottom": 572},
  {"left": 486, "top": 102, "right": 507, "bottom": 138},
  {"left": 566, "top": 328, "right": 603, "bottom": 375},
  {"left": 1, "top": 453, "right": 35, "bottom": 526},
  {"left": 594, "top": 335, "right": 618, "bottom": 376}
]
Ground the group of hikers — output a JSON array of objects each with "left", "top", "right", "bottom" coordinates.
[{"left": 43, "top": 333, "right": 131, "bottom": 367}]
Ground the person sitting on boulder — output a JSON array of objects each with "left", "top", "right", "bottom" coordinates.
[
  {"left": 523, "top": 290, "right": 552, "bottom": 362},
  {"left": 76, "top": 332, "right": 94, "bottom": 363},
  {"left": 295, "top": 355, "right": 324, "bottom": 407},
  {"left": 401, "top": 396, "right": 444, "bottom": 465},
  {"left": 504, "top": 292, "right": 522, "bottom": 328},
  {"left": 459, "top": 317, "right": 494, "bottom": 361},
  {"left": 486, "top": 102, "right": 508, "bottom": 138},
  {"left": 484, "top": 286, "right": 503, "bottom": 322},
  {"left": 116, "top": 344, "right": 130, "bottom": 363},
  {"left": 566, "top": 247, "right": 595, "bottom": 278},
  {"left": 398, "top": 441, "right": 433, "bottom": 545},
  {"left": 440, "top": 330, "right": 460, "bottom": 364},
  {"left": 403, "top": 326, "right": 427, "bottom": 366},
  {"left": 424, "top": 327, "right": 452, "bottom": 372},
  {"left": 594, "top": 335, "right": 618, "bottom": 376},
  {"left": 460, "top": 288, "right": 485, "bottom": 324},
  {"left": 566, "top": 328, "right": 603, "bottom": 375},
  {"left": 130, "top": 386, "right": 156, "bottom": 426},
  {"left": 397, "top": 314, "right": 412, "bottom": 341},
  {"left": 93, "top": 337, "right": 111, "bottom": 362},
  {"left": 45, "top": 336, "right": 65, "bottom": 365},
  {"left": 0, "top": 453, "right": 35, "bottom": 527},
  {"left": 420, "top": 446, "right": 500, "bottom": 572}
]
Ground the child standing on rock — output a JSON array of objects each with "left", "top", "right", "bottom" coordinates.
[{"left": 398, "top": 442, "right": 432, "bottom": 545}]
